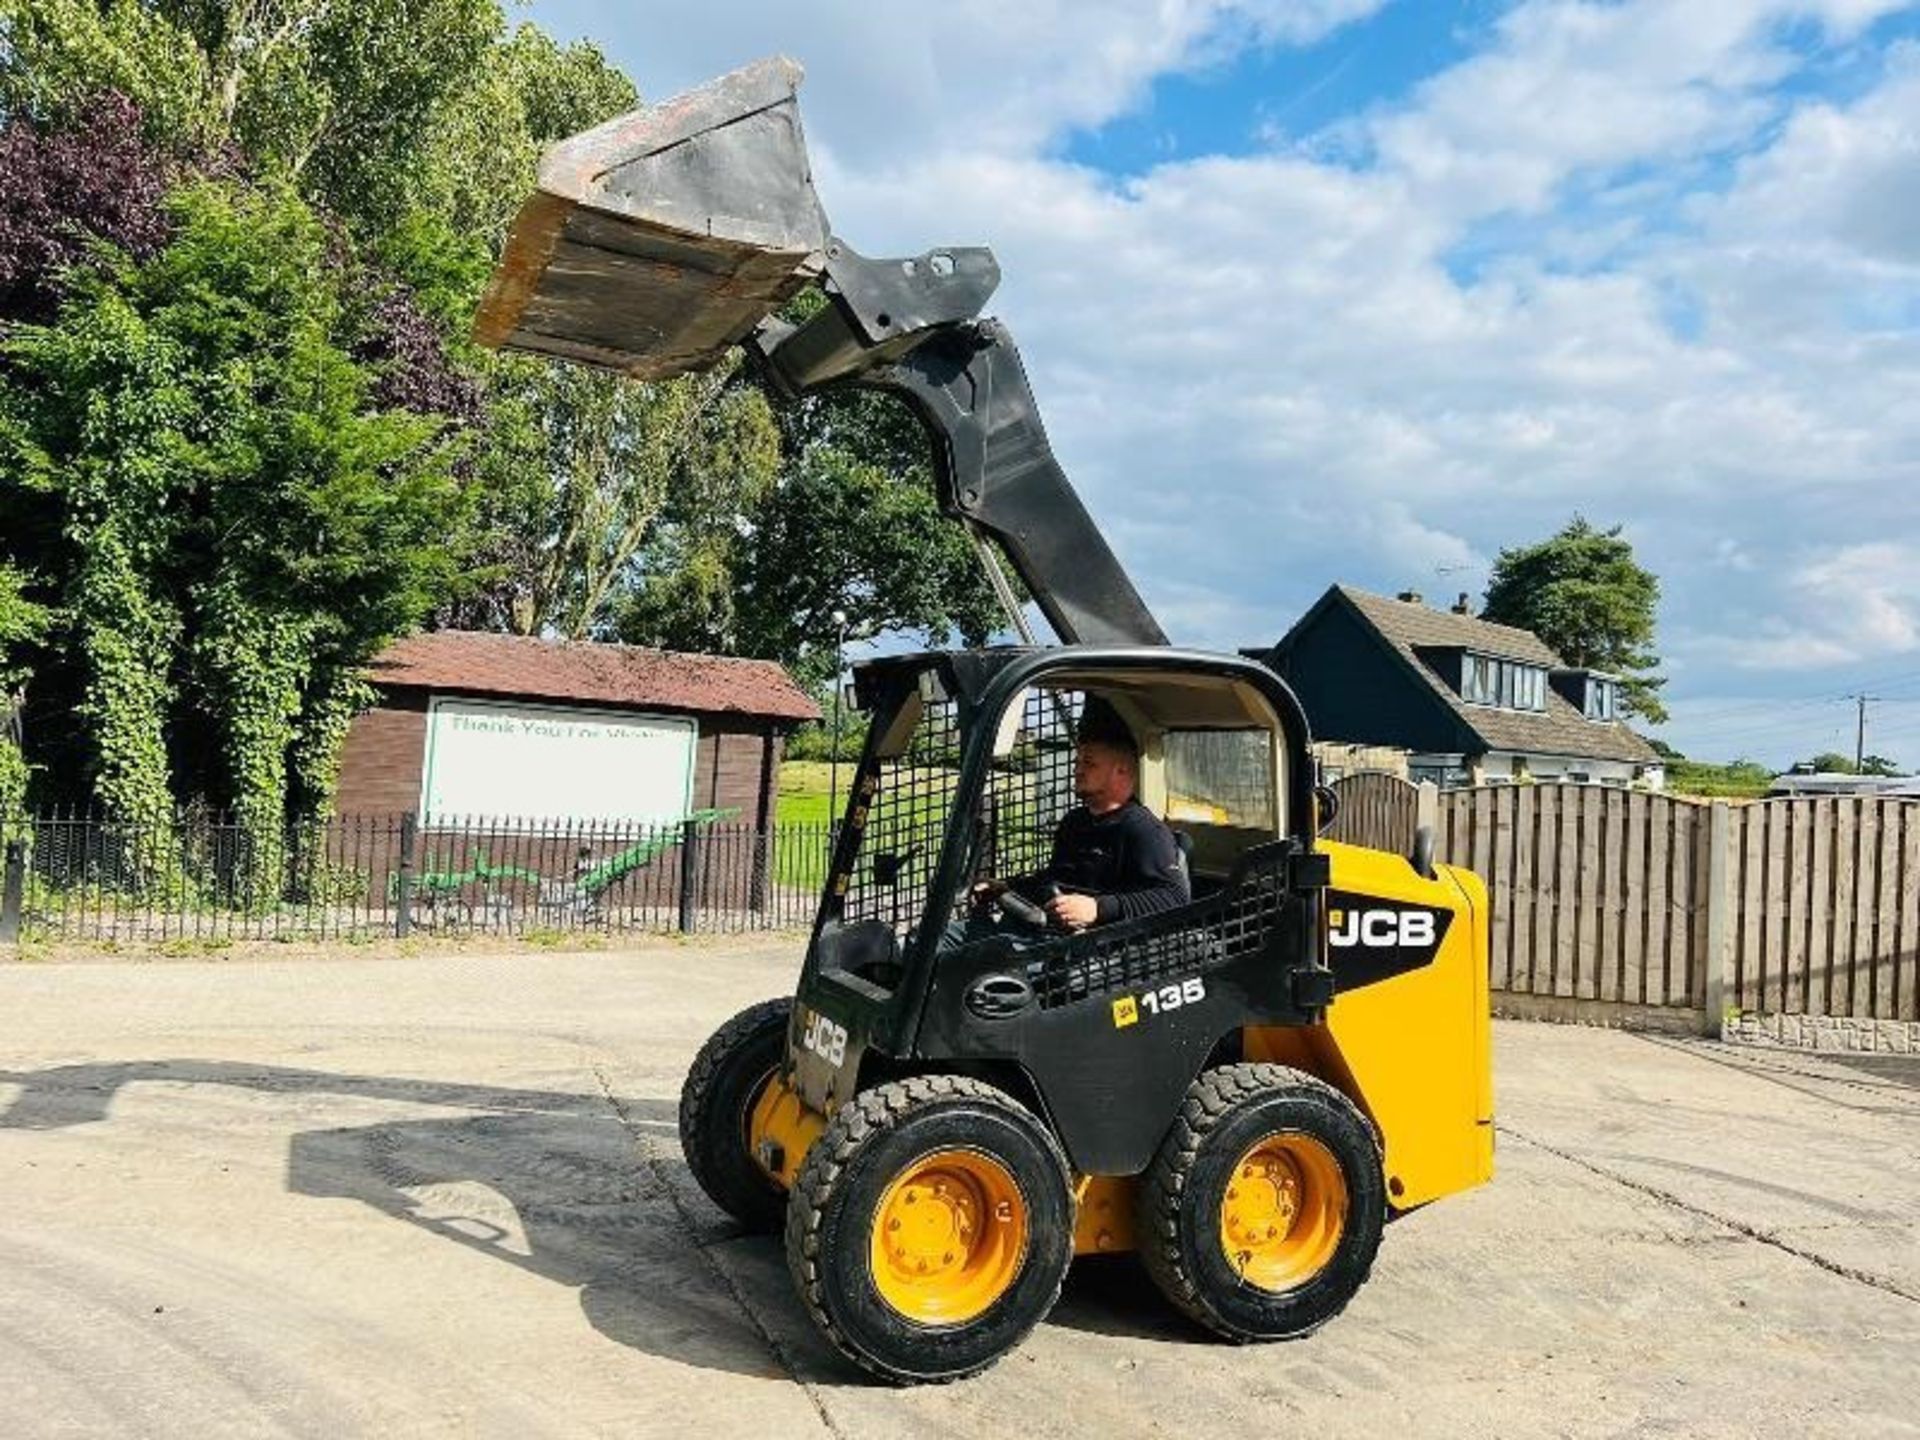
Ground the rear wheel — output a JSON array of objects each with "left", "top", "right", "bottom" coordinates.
[
  {"left": 1138, "top": 1063, "right": 1384, "bottom": 1341},
  {"left": 678, "top": 997, "right": 792, "bottom": 1231},
  {"left": 786, "top": 1075, "right": 1073, "bottom": 1384}
]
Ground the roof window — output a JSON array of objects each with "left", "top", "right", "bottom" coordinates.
[{"left": 1461, "top": 653, "right": 1546, "bottom": 712}]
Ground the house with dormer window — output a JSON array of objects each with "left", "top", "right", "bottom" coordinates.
[{"left": 1248, "top": 585, "right": 1663, "bottom": 789}]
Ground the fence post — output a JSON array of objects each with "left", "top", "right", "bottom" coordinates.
[
  {"left": 1704, "top": 801, "right": 1732, "bottom": 1037},
  {"left": 1, "top": 838, "right": 23, "bottom": 945},
  {"left": 1415, "top": 781, "right": 1439, "bottom": 837},
  {"left": 678, "top": 817, "right": 700, "bottom": 934},
  {"left": 395, "top": 812, "right": 417, "bottom": 939}
]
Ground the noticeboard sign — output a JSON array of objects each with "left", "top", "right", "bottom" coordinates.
[{"left": 420, "top": 697, "right": 696, "bottom": 827}]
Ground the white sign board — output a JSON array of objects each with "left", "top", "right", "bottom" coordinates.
[{"left": 420, "top": 698, "right": 697, "bottom": 826}]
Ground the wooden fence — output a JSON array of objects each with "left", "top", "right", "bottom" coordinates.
[
  {"left": 1726, "top": 798, "right": 1919, "bottom": 1022},
  {"left": 1323, "top": 771, "right": 1425, "bottom": 852},
  {"left": 1325, "top": 776, "right": 1920, "bottom": 1024}
]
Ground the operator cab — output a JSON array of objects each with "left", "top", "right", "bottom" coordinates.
[{"left": 797, "top": 646, "right": 1326, "bottom": 1063}]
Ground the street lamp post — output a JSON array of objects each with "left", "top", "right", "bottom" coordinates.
[{"left": 828, "top": 610, "right": 848, "bottom": 824}]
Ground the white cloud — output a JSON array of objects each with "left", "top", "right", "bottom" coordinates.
[
  {"left": 1690, "top": 541, "right": 1920, "bottom": 670},
  {"left": 1698, "top": 39, "right": 1920, "bottom": 264},
  {"left": 537, "top": 0, "right": 1920, "bottom": 728}
]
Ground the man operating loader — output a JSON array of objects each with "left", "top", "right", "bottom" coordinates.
[{"left": 954, "top": 700, "right": 1190, "bottom": 947}]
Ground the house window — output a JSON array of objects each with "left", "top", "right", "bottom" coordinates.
[
  {"left": 1585, "top": 679, "right": 1617, "bottom": 721},
  {"left": 1461, "top": 653, "right": 1547, "bottom": 712}
]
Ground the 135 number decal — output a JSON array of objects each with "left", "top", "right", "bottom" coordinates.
[{"left": 1139, "top": 976, "right": 1206, "bottom": 1015}]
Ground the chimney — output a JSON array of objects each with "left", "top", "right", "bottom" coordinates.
[
  {"left": 1452, "top": 592, "right": 1472, "bottom": 615},
  {"left": 1396, "top": 590, "right": 1424, "bottom": 605}
]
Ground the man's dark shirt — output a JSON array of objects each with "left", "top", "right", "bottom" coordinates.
[{"left": 1014, "top": 798, "right": 1190, "bottom": 924}]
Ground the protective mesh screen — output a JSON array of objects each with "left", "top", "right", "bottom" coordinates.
[
  {"left": 839, "top": 693, "right": 962, "bottom": 939},
  {"left": 971, "top": 686, "right": 1084, "bottom": 892},
  {"left": 837, "top": 684, "right": 1086, "bottom": 942}
]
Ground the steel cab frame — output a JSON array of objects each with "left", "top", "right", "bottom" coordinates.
[{"left": 781, "top": 644, "right": 1338, "bottom": 1176}]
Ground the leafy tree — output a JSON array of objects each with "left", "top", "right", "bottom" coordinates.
[
  {"left": 1, "top": 177, "right": 464, "bottom": 858},
  {"left": 712, "top": 441, "right": 1006, "bottom": 688},
  {"left": 0, "top": 0, "right": 217, "bottom": 140},
  {"left": 0, "top": 560, "right": 48, "bottom": 813},
  {"left": 1481, "top": 516, "right": 1667, "bottom": 723},
  {"left": 1664, "top": 757, "right": 1775, "bottom": 800},
  {"left": 452, "top": 356, "right": 778, "bottom": 640},
  {"left": 0, "top": 89, "right": 174, "bottom": 319},
  {"left": 1, "top": 0, "right": 501, "bottom": 238},
  {"left": 409, "top": 21, "right": 634, "bottom": 251},
  {"left": 610, "top": 372, "right": 783, "bottom": 651},
  {"left": 1802, "top": 751, "right": 1907, "bottom": 777},
  {"left": 723, "top": 381, "right": 1007, "bottom": 686},
  {"left": 1, "top": 3, "right": 1013, "bottom": 851}
]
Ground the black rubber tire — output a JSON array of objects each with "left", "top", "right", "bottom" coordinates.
[
  {"left": 785, "top": 1074, "right": 1074, "bottom": 1384},
  {"left": 678, "top": 997, "right": 793, "bottom": 1232},
  {"left": 1137, "top": 1063, "right": 1385, "bottom": 1342}
]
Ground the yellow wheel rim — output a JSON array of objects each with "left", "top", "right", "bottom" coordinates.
[
  {"left": 869, "top": 1149, "right": 1028, "bottom": 1325},
  {"left": 1218, "top": 1132, "right": 1348, "bottom": 1292}
]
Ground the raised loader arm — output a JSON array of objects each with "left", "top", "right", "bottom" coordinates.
[{"left": 472, "top": 56, "right": 1164, "bottom": 648}]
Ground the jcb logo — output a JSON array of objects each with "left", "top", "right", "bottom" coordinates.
[
  {"left": 801, "top": 1009, "right": 848, "bottom": 1067},
  {"left": 1330, "top": 907, "right": 1437, "bottom": 949}
]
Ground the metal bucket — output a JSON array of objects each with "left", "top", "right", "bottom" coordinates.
[{"left": 473, "top": 56, "right": 830, "bottom": 378}]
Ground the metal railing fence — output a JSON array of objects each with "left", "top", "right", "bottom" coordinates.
[{"left": 0, "top": 809, "right": 836, "bottom": 945}]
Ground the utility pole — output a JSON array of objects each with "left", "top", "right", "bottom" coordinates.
[{"left": 1852, "top": 693, "right": 1881, "bottom": 772}]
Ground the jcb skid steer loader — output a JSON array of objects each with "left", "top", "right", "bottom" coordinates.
[{"left": 475, "top": 56, "right": 1493, "bottom": 1384}]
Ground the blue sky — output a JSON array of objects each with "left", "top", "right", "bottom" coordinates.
[
  {"left": 525, "top": 1, "right": 1920, "bottom": 769},
  {"left": 1059, "top": 1, "right": 1508, "bottom": 170}
]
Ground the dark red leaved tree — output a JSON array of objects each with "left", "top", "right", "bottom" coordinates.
[{"left": 0, "top": 92, "right": 174, "bottom": 322}]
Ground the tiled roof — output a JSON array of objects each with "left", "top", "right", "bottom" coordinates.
[
  {"left": 1334, "top": 587, "right": 1660, "bottom": 766},
  {"left": 1340, "top": 587, "right": 1559, "bottom": 665},
  {"left": 368, "top": 631, "right": 821, "bottom": 723}
]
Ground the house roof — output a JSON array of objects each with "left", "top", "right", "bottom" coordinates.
[
  {"left": 1291, "top": 586, "right": 1659, "bottom": 766},
  {"left": 1338, "top": 586, "right": 1560, "bottom": 666},
  {"left": 368, "top": 631, "right": 822, "bottom": 724}
]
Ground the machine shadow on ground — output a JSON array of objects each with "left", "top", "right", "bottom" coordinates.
[{"left": 0, "top": 1058, "right": 846, "bottom": 1380}]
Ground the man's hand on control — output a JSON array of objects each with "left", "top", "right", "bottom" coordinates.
[{"left": 1045, "top": 893, "right": 1099, "bottom": 930}]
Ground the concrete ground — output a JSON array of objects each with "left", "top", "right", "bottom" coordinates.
[{"left": 1, "top": 938, "right": 1915, "bottom": 1440}]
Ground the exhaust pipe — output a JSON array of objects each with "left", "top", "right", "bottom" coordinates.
[{"left": 474, "top": 56, "right": 830, "bottom": 378}]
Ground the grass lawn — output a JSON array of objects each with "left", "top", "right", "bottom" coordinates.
[
  {"left": 776, "top": 760, "right": 851, "bottom": 824},
  {"left": 773, "top": 761, "right": 842, "bottom": 890}
]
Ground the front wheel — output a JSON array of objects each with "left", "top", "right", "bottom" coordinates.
[
  {"left": 785, "top": 1075, "right": 1074, "bottom": 1384},
  {"left": 678, "top": 997, "right": 792, "bottom": 1231},
  {"left": 1137, "top": 1063, "right": 1385, "bottom": 1341}
]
